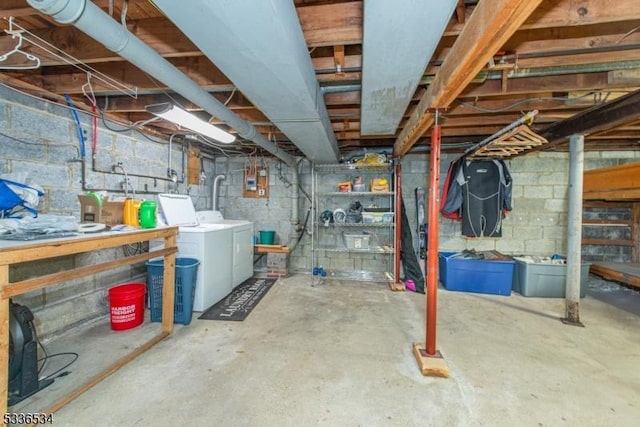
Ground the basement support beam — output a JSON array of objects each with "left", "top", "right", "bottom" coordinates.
[
  {"left": 563, "top": 134, "right": 585, "bottom": 327},
  {"left": 541, "top": 88, "right": 640, "bottom": 145},
  {"left": 394, "top": 0, "right": 544, "bottom": 156}
]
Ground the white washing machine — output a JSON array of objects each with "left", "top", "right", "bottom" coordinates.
[
  {"left": 196, "top": 210, "right": 253, "bottom": 287},
  {"left": 156, "top": 195, "right": 235, "bottom": 312}
]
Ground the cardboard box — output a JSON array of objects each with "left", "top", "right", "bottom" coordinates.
[
  {"left": 513, "top": 259, "right": 590, "bottom": 298},
  {"left": 101, "top": 200, "right": 125, "bottom": 225},
  {"left": 78, "top": 195, "right": 102, "bottom": 223},
  {"left": 78, "top": 195, "right": 124, "bottom": 225},
  {"left": 438, "top": 251, "right": 514, "bottom": 296}
]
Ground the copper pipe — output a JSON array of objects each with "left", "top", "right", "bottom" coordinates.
[
  {"left": 394, "top": 162, "right": 402, "bottom": 283},
  {"left": 425, "top": 120, "right": 442, "bottom": 355}
]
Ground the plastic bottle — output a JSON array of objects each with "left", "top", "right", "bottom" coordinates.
[
  {"left": 139, "top": 200, "right": 157, "bottom": 228},
  {"left": 123, "top": 198, "right": 139, "bottom": 226}
]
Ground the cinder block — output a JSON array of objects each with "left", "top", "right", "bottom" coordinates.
[
  {"left": 266, "top": 253, "right": 288, "bottom": 269},
  {"left": 266, "top": 253, "right": 289, "bottom": 278}
]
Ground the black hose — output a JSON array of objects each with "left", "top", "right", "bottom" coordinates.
[{"left": 296, "top": 205, "right": 312, "bottom": 245}]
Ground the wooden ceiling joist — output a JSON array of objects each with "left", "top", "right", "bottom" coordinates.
[{"left": 394, "top": 0, "right": 545, "bottom": 156}]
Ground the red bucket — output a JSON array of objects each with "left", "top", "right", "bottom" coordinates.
[{"left": 108, "top": 283, "right": 146, "bottom": 331}]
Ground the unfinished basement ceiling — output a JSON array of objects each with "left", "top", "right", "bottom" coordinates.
[
  {"left": 360, "top": 0, "right": 457, "bottom": 136},
  {"left": 152, "top": 0, "right": 340, "bottom": 163},
  {"left": 1, "top": 0, "right": 640, "bottom": 159}
]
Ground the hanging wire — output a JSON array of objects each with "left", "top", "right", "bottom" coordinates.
[
  {"left": 82, "top": 73, "right": 97, "bottom": 107},
  {"left": 1, "top": 17, "right": 137, "bottom": 98},
  {"left": 455, "top": 92, "right": 605, "bottom": 113},
  {"left": 98, "top": 96, "right": 163, "bottom": 143},
  {"left": 223, "top": 87, "right": 237, "bottom": 106},
  {"left": 0, "top": 129, "right": 80, "bottom": 157},
  {"left": 141, "top": 71, "right": 185, "bottom": 106},
  {"left": 120, "top": 0, "right": 129, "bottom": 26}
]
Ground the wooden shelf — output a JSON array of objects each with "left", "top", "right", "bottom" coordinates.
[
  {"left": 584, "top": 162, "right": 640, "bottom": 201},
  {"left": 581, "top": 163, "right": 640, "bottom": 283},
  {"left": 254, "top": 244, "right": 291, "bottom": 254},
  {"left": 590, "top": 262, "right": 640, "bottom": 290}
]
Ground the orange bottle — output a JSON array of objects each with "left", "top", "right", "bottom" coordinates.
[{"left": 123, "top": 199, "right": 142, "bottom": 226}]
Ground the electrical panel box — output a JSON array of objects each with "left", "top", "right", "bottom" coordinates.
[
  {"left": 243, "top": 167, "right": 268, "bottom": 198},
  {"left": 245, "top": 173, "right": 257, "bottom": 191}
]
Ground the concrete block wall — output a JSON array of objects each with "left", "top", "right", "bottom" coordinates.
[
  {"left": 1, "top": 86, "right": 207, "bottom": 338},
  {"left": 419, "top": 151, "right": 640, "bottom": 260},
  {"left": 4, "top": 83, "right": 640, "bottom": 337},
  {"left": 209, "top": 156, "right": 309, "bottom": 272},
  {"left": 582, "top": 205, "right": 632, "bottom": 262},
  {"left": 285, "top": 149, "right": 640, "bottom": 276}
]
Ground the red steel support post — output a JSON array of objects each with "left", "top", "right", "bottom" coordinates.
[
  {"left": 394, "top": 162, "right": 402, "bottom": 284},
  {"left": 425, "top": 120, "right": 441, "bottom": 355}
]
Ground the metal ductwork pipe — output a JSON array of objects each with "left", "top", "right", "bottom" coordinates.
[
  {"left": 212, "top": 174, "right": 225, "bottom": 211},
  {"left": 27, "top": 0, "right": 301, "bottom": 228}
]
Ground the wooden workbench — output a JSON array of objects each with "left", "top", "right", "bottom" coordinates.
[{"left": 0, "top": 226, "right": 179, "bottom": 419}]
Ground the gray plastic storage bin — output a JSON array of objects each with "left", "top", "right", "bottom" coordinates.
[
  {"left": 343, "top": 232, "right": 371, "bottom": 250},
  {"left": 513, "top": 260, "right": 590, "bottom": 298}
]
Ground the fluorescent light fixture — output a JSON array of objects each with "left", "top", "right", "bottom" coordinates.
[{"left": 146, "top": 102, "right": 236, "bottom": 143}]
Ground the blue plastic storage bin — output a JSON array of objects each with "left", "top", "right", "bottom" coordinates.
[
  {"left": 146, "top": 257, "right": 200, "bottom": 325},
  {"left": 438, "top": 251, "right": 514, "bottom": 296}
]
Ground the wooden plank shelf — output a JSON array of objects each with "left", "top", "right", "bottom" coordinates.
[
  {"left": 582, "top": 163, "right": 640, "bottom": 287},
  {"left": 590, "top": 262, "right": 640, "bottom": 290},
  {"left": 254, "top": 244, "right": 291, "bottom": 254},
  {"left": 584, "top": 162, "right": 640, "bottom": 201}
]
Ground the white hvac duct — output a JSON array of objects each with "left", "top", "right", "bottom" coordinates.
[
  {"left": 361, "top": 0, "right": 458, "bottom": 135},
  {"left": 151, "top": 0, "right": 340, "bottom": 164},
  {"left": 27, "top": 0, "right": 301, "bottom": 227}
]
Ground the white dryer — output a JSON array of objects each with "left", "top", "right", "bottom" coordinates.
[{"left": 196, "top": 210, "right": 254, "bottom": 287}]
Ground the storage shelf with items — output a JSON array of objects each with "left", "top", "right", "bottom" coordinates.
[{"left": 311, "top": 160, "right": 397, "bottom": 283}]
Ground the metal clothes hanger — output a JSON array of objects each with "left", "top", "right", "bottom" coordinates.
[{"left": 0, "top": 17, "right": 41, "bottom": 70}]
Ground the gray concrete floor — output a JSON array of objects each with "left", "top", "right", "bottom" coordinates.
[{"left": 12, "top": 274, "right": 640, "bottom": 427}]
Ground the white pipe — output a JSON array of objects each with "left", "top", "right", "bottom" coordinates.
[
  {"left": 212, "top": 174, "right": 226, "bottom": 211},
  {"left": 564, "top": 134, "right": 584, "bottom": 325}
]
